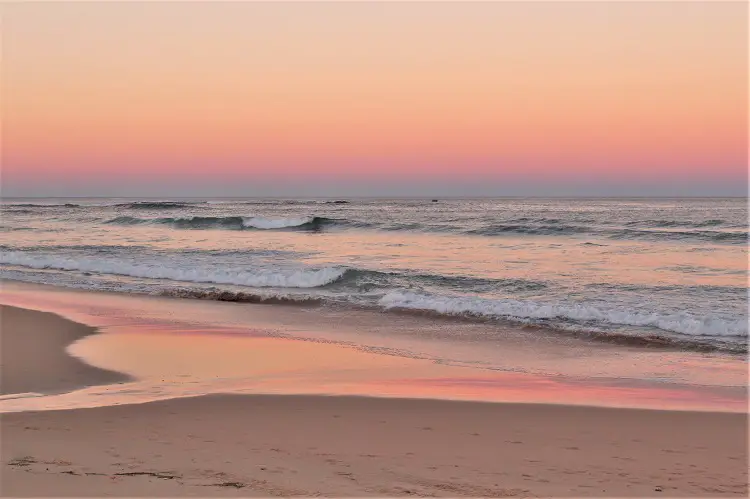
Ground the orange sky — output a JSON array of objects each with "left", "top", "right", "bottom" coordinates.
[{"left": 2, "top": 1, "right": 747, "bottom": 196}]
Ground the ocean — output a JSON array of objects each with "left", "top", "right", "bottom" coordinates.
[{"left": 1, "top": 197, "right": 747, "bottom": 354}]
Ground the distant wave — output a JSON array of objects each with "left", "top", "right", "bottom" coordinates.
[
  {"left": 233, "top": 200, "right": 317, "bottom": 206},
  {"left": 608, "top": 228, "right": 747, "bottom": 244},
  {"left": 0, "top": 244, "right": 157, "bottom": 255},
  {"left": 0, "top": 251, "right": 347, "bottom": 288},
  {"left": 469, "top": 224, "right": 591, "bottom": 236},
  {"left": 114, "top": 201, "right": 207, "bottom": 209},
  {"left": 469, "top": 224, "right": 746, "bottom": 244},
  {"left": 233, "top": 200, "right": 349, "bottom": 205},
  {"left": 626, "top": 219, "right": 726, "bottom": 228},
  {"left": 2, "top": 209, "right": 35, "bottom": 214},
  {"left": 3, "top": 203, "right": 80, "bottom": 208},
  {"left": 101, "top": 214, "right": 746, "bottom": 243},
  {"left": 105, "top": 215, "right": 338, "bottom": 231}
]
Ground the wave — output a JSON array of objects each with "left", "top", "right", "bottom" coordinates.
[
  {"left": 241, "top": 216, "right": 326, "bottom": 229},
  {"left": 235, "top": 200, "right": 348, "bottom": 205},
  {"left": 378, "top": 290, "right": 748, "bottom": 340},
  {"left": 234, "top": 200, "right": 317, "bottom": 206},
  {"left": 468, "top": 224, "right": 746, "bottom": 244},
  {"left": 318, "top": 268, "right": 548, "bottom": 296},
  {"left": 105, "top": 215, "right": 337, "bottom": 231},
  {"left": 469, "top": 224, "right": 591, "bottom": 236},
  {"left": 0, "top": 244, "right": 547, "bottom": 295},
  {"left": 627, "top": 219, "right": 726, "bottom": 228},
  {"left": 155, "top": 287, "right": 322, "bottom": 305},
  {"left": 3, "top": 203, "right": 80, "bottom": 208},
  {"left": 609, "top": 228, "right": 747, "bottom": 244},
  {"left": 106, "top": 215, "right": 240, "bottom": 228},
  {"left": 2, "top": 252, "right": 744, "bottom": 352},
  {"left": 114, "top": 201, "right": 206, "bottom": 209},
  {"left": 0, "top": 252, "right": 347, "bottom": 288},
  {"left": 100, "top": 214, "right": 746, "bottom": 243},
  {"left": 401, "top": 272, "right": 547, "bottom": 293},
  {"left": 2, "top": 209, "right": 35, "bottom": 214}
]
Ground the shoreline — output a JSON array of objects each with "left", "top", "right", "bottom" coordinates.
[
  {"left": 0, "top": 305, "right": 131, "bottom": 396},
  {"left": 2, "top": 276, "right": 744, "bottom": 356},
  {"left": 0, "top": 300, "right": 747, "bottom": 495},
  {"left": 1, "top": 280, "right": 747, "bottom": 414}
]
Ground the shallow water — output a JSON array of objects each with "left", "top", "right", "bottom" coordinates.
[
  {"left": 1, "top": 197, "right": 747, "bottom": 352},
  {"left": 0, "top": 281, "right": 746, "bottom": 413}
]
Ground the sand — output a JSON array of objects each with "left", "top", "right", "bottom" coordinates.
[
  {"left": 0, "top": 305, "right": 130, "bottom": 395},
  {"left": 3, "top": 395, "right": 748, "bottom": 497},
  {"left": 1, "top": 305, "right": 748, "bottom": 497}
]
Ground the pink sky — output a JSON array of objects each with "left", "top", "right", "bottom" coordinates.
[{"left": 3, "top": 1, "right": 747, "bottom": 196}]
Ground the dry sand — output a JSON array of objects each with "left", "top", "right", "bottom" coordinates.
[
  {"left": 1, "top": 306, "right": 747, "bottom": 497},
  {"left": 0, "top": 305, "right": 130, "bottom": 395},
  {"left": 3, "top": 395, "right": 747, "bottom": 497}
]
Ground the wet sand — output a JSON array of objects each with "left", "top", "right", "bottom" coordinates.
[{"left": 0, "top": 305, "right": 130, "bottom": 396}]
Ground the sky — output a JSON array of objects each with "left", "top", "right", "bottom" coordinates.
[{"left": 2, "top": 1, "right": 747, "bottom": 197}]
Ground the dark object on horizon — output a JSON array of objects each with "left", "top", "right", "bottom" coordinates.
[
  {"left": 326, "top": 200, "right": 350, "bottom": 204},
  {"left": 432, "top": 199, "right": 439, "bottom": 203}
]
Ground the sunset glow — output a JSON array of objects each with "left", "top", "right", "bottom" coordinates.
[{"left": 3, "top": 1, "right": 746, "bottom": 196}]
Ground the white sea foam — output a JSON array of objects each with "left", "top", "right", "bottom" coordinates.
[
  {"left": 378, "top": 290, "right": 748, "bottom": 337},
  {"left": 241, "top": 216, "right": 315, "bottom": 229},
  {"left": 0, "top": 252, "right": 345, "bottom": 288}
]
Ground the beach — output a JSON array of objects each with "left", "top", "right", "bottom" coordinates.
[
  {"left": 1, "top": 297, "right": 748, "bottom": 497},
  {"left": 3, "top": 0, "right": 748, "bottom": 495},
  {"left": 0, "top": 305, "right": 130, "bottom": 396},
  {"left": 1, "top": 197, "right": 748, "bottom": 497},
  {"left": 4, "top": 393, "right": 747, "bottom": 497}
]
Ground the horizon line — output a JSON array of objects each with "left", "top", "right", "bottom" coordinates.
[{"left": 2, "top": 195, "right": 748, "bottom": 200}]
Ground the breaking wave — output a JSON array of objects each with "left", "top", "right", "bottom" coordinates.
[
  {"left": 2, "top": 251, "right": 745, "bottom": 352},
  {"left": 105, "top": 215, "right": 337, "bottom": 231},
  {"left": 0, "top": 252, "right": 347, "bottom": 288},
  {"left": 242, "top": 216, "right": 324, "bottom": 229},
  {"left": 155, "top": 287, "right": 322, "bottom": 305},
  {"left": 379, "top": 290, "right": 748, "bottom": 340}
]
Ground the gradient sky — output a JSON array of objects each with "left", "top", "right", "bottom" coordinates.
[{"left": 2, "top": 1, "right": 747, "bottom": 197}]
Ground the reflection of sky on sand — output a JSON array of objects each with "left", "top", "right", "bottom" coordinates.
[
  {"left": 0, "top": 280, "right": 746, "bottom": 414},
  {"left": 1, "top": 334, "right": 745, "bottom": 413},
  {"left": 364, "top": 376, "right": 747, "bottom": 413}
]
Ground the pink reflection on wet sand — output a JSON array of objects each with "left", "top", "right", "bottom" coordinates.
[{"left": 1, "top": 280, "right": 746, "bottom": 414}]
